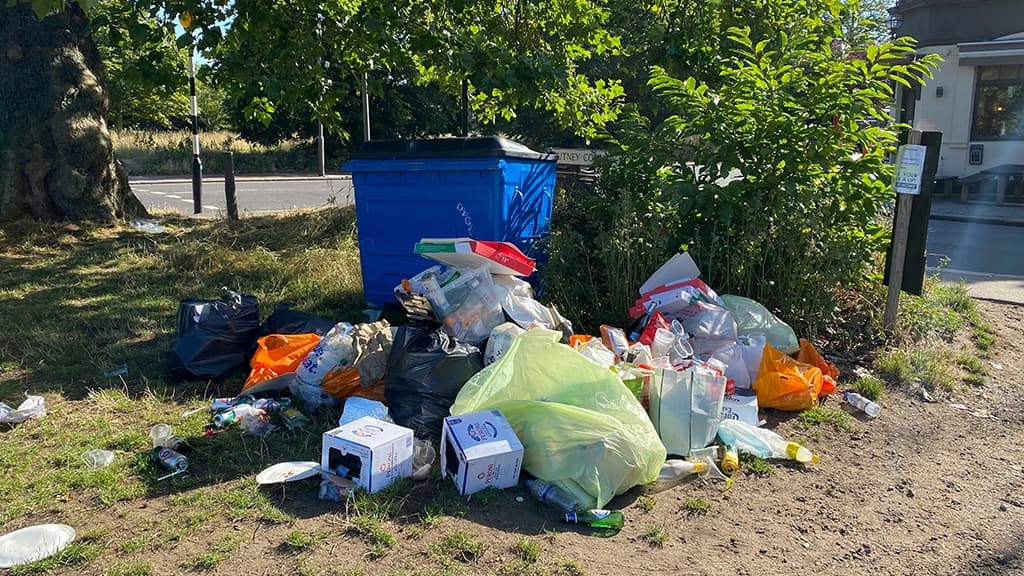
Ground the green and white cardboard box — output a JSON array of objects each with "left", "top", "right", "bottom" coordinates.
[
  {"left": 441, "top": 410, "right": 524, "bottom": 495},
  {"left": 321, "top": 416, "right": 413, "bottom": 494}
]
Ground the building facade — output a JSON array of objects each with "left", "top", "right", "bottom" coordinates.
[{"left": 892, "top": 0, "right": 1024, "bottom": 178}]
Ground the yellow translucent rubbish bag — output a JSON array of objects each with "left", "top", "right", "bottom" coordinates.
[{"left": 451, "top": 329, "right": 666, "bottom": 509}]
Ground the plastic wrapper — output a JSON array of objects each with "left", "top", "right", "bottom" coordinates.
[
  {"left": 165, "top": 290, "right": 262, "bottom": 382},
  {"left": 0, "top": 395, "right": 46, "bottom": 424},
  {"left": 385, "top": 321, "right": 483, "bottom": 440},
  {"left": 451, "top": 329, "right": 665, "bottom": 509},
  {"left": 484, "top": 322, "right": 525, "bottom": 365},
  {"left": 721, "top": 295, "right": 799, "bottom": 355}
]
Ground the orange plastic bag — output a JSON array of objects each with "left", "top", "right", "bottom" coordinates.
[
  {"left": 752, "top": 344, "right": 823, "bottom": 411},
  {"left": 242, "top": 333, "right": 321, "bottom": 391},
  {"left": 795, "top": 338, "right": 838, "bottom": 397},
  {"left": 321, "top": 366, "right": 387, "bottom": 403}
]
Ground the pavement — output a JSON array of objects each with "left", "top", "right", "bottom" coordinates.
[{"left": 130, "top": 174, "right": 353, "bottom": 215}]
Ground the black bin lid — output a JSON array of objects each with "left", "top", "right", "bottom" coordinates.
[{"left": 351, "top": 137, "right": 556, "bottom": 161}]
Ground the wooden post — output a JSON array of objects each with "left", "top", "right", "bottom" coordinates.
[{"left": 884, "top": 130, "right": 923, "bottom": 331}]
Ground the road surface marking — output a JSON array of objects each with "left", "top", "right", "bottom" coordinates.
[
  {"left": 204, "top": 205, "right": 219, "bottom": 211},
  {"left": 178, "top": 199, "right": 193, "bottom": 204},
  {"left": 929, "top": 267, "right": 1024, "bottom": 281},
  {"left": 166, "top": 194, "right": 181, "bottom": 199}
]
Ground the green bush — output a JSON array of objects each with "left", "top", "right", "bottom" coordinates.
[{"left": 545, "top": 0, "right": 940, "bottom": 337}]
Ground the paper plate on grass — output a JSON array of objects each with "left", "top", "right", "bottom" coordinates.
[
  {"left": 256, "top": 461, "right": 321, "bottom": 485},
  {"left": 0, "top": 524, "right": 76, "bottom": 568}
]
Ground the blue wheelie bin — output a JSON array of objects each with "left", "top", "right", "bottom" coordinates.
[{"left": 343, "top": 137, "right": 557, "bottom": 306}]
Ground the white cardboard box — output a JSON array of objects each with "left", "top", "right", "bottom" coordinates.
[
  {"left": 441, "top": 410, "right": 524, "bottom": 495},
  {"left": 320, "top": 416, "right": 413, "bottom": 494}
]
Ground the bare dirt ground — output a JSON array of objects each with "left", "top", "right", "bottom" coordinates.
[{"left": 24, "top": 300, "right": 1024, "bottom": 576}]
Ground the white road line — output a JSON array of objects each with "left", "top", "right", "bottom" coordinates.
[
  {"left": 203, "top": 205, "right": 220, "bottom": 211},
  {"left": 146, "top": 190, "right": 165, "bottom": 195},
  {"left": 178, "top": 198, "right": 193, "bottom": 204},
  {"left": 166, "top": 194, "right": 181, "bottom": 199},
  {"left": 928, "top": 267, "right": 1024, "bottom": 281}
]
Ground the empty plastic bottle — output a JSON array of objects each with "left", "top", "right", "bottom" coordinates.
[
  {"left": 718, "top": 420, "right": 819, "bottom": 464},
  {"left": 844, "top": 392, "right": 881, "bottom": 419},
  {"left": 563, "top": 509, "right": 625, "bottom": 530},
  {"left": 525, "top": 478, "right": 582, "bottom": 512}
]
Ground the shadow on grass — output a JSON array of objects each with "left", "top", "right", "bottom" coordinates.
[{"left": 0, "top": 207, "right": 365, "bottom": 401}]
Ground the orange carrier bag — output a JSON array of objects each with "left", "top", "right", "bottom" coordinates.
[
  {"left": 752, "top": 344, "right": 823, "bottom": 411},
  {"left": 795, "top": 338, "right": 838, "bottom": 397},
  {"left": 242, "top": 333, "right": 321, "bottom": 391}
]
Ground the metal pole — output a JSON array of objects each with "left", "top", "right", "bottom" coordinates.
[
  {"left": 362, "top": 70, "right": 371, "bottom": 143},
  {"left": 317, "top": 122, "right": 326, "bottom": 176},
  {"left": 461, "top": 78, "right": 469, "bottom": 137},
  {"left": 224, "top": 152, "right": 238, "bottom": 221},
  {"left": 188, "top": 46, "right": 202, "bottom": 214}
]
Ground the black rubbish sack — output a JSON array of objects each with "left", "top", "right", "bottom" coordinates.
[
  {"left": 165, "top": 290, "right": 261, "bottom": 382},
  {"left": 385, "top": 321, "right": 484, "bottom": 440},
  {"left": 263, "top": 303, "right": 336, "bottom": 337}
]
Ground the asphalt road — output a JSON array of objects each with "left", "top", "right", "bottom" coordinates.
[
  {"left": 130, "top": 176, "right": 354, "bottom": 215},
  {"left": 925, "top": 219, "right": 1024, "bottom": 277}
]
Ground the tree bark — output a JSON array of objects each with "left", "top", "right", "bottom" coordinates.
[{"left": 0, "top": 3, "right": 147, "bottom": 222}]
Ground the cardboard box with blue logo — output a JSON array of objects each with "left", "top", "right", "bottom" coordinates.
[
  {"left": 441, "top": 410, "right": 524, "bottom": 495},
  {"left": 321, "top": 416, "right": 413, "bottom": 494}
]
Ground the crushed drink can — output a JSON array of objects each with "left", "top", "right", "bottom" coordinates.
[
  {"left": 150, "top": 447, "right": 188, "bottom": 473},
  {"left": 166, "top": 436, "right": 193, "bottom": 455}
]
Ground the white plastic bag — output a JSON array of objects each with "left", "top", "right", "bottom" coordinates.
[
  {"left": 491, "top": 275, "right": 556, "bottom": 329},
  {"left": 0, "top": 395, "right": 46, "bottom": 424}
]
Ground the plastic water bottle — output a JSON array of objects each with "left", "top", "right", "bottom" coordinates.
[
  {"left": 718, "top": 420, "right": 819, "bottom": 464},
  {"left": 525, "top": 478, "right": 582, "bottom": 512},
  {"left": 844, "top": 392, "right": 881, "bottom": 418},
  {"left": 563, "top": 510, "right": 625, "bottom": 530}
]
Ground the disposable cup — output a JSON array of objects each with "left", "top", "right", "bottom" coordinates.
[{"left": 149, "top": 424, "right": 172, "bottom": 448}]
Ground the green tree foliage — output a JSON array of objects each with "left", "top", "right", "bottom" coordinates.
[
  {"left": 89, "top": 1, "right": 188, "bottom": 129},
  {"left": 546, "top": 0, "right": 940, "bottom": 337}
]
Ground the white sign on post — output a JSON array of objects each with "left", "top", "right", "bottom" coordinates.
[{"left": 893, "top": 144, "right": 927, "bottom": 195}]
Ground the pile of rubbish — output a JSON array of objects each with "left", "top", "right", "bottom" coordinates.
[{"left": 131, "top": 240, "right": 883, "bottom": 536}]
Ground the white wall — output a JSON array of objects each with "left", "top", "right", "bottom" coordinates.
[{"left": 912, "top": 34, "right": 1024, "bottom": 179}]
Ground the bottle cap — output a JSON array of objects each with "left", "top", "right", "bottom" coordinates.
[{"left": 693, "top": 461, "right": 708, "bottom": 473}]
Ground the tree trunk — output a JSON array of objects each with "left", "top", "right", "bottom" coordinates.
[{"left": 0, "top": 3, "right": 147, "bottom": 222}]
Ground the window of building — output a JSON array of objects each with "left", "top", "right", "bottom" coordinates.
[{"left": 972, "top": 64, "right": 1024, "bottom": 140}]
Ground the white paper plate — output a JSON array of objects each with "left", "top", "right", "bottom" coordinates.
[
  {"left": 256, "top": 461, "right": 321, "bottom": 485},
  {"left": 0, "top": 524, "right": 76, "bottom": 568}
]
